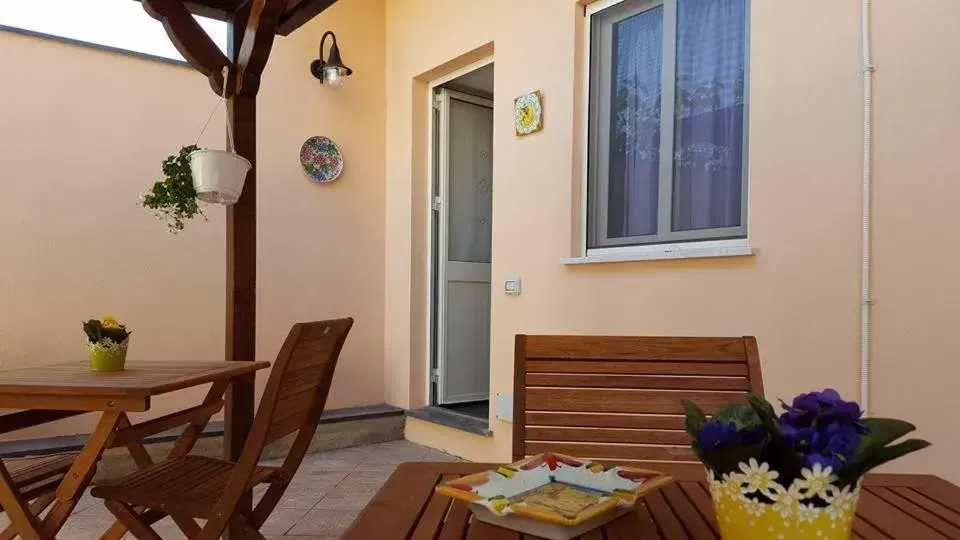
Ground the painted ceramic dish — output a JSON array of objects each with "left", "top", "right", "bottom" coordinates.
[
  {"left": 300, "top": 136, "right": 344, "bottom": 183},
  {"left": 514, "top": 90, "right": 544, "bottom": 136},
  {"left": 435, "top": 453, "right": 673, "bottom": 540}
]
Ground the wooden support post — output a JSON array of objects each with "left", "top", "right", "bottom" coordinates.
[{"left": 225, "top": 8, "right": 258, "bottom": 536}]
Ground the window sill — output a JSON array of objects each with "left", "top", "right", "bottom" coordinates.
[{"left": 562, "top": 240, "right": 755, "bottom": 265}]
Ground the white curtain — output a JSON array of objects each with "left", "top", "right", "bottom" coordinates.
[
  {"left": 608, "top": 5, "right": 664, "bottom": 238},
  {"left": 672, "top": 0, "right": 747, "bottom": 232}
]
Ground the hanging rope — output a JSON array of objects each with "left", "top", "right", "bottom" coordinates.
[{"left": 195, "top": 65, "right": 235, "bottom": 152}]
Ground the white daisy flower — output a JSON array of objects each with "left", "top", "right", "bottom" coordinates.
[
  {"left": 824, "top": 485, "right": 858, "bottom": 521},
  {"left": 772, "top": 484, "right": 802, "bottom": 519},
  {"left": 708, "top": 472, "right": 724, "bottom": 500},
  {"left": 798, "top": 463, "right": 837, "bottom": 499},
  {"left": 739, "top": 459, "right": 781, "bottom": 498},
  {"left": 721, "top": 472, "right": 745, "bottom": 499},
  {"left": 796, "top": 502, "right": 821, "bottom": 523},
  {"left": 742, "top": 497, "right": 768, "bottom": 517}
]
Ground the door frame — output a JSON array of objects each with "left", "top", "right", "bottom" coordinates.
[{"left": 425, "top": 57, "right": 495, "bottom": 407}]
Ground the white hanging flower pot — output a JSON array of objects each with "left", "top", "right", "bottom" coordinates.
[{"left": 190, "top": 148, "right": 251, "bottom": 205}]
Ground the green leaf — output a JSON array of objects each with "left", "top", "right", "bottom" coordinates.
[
  {"left": 746, "top": 393, "right": 803, "bottom": 473},
  {"left": 839, "top": 420, "right": 930, "bottom": 486},
  {"left": 855, "top": 439, "right": 931, "bottom": 477},
  {"left": 713, "top": 404, "right": 759, "bottom": 429},
  {"left": 682, "top": 399, "right": 707, "bottom": 439},
  {"left": 746, "top": 392, "right": 780, "bottom": 434},
  {"left": 82, "top": 320, "right": 102, "bottom": 343},
  {"left": 857, "top": 418, "right": 917, "bottom": 457}
]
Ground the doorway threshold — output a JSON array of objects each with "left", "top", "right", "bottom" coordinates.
[{"left": 407, "top": 406, "right": 491, "bottom": 437}]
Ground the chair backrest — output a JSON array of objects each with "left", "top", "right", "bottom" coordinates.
[
  {"left": 512, "top": 335, "right": 764, "bottom": 466},
  {"left": 255, "top": 318, "right": 354, "bottom": 448}
]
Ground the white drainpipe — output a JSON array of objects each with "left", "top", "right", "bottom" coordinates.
[{"left": 860, "top": 0, "right": 876, "bottom": 415}]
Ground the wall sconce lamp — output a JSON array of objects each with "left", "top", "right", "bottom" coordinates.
[{"left": 310, "top": 31, "right": 353, "bottom": 88}]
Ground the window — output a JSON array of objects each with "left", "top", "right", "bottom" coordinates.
[
  {"left": 587, "top": 0, "right": 748, "bottom": 249},
  {"left": 0, "top": 0, "right": 227, "bottom": 64}
]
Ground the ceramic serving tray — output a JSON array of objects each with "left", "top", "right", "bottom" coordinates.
[{"left": 435, "top": 453, "right": 674, "bottom": 540}]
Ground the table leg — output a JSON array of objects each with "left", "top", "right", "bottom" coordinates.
[
  {"left": 40, "top": 411, "right": 122, "bottom": 538},
  {"left": 116, "top": 414, "right": 155, "bottom": 468},
  {"left": 0, "top": 461, "right": 44, "bottom": 540},
  {"left": 171, "top": 380, "right": 228, "bottom": 457}
]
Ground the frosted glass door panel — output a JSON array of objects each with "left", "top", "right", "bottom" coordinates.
[{"left": 447, "top": 99, "right": 494, "bottom": 263}]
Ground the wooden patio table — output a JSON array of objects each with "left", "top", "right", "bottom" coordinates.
[
  {"left": 0, "top": 360, "right": 269, "bottom": 540},
  {"left": 343, "top": 461, "right": 960, "bottom": 540}
]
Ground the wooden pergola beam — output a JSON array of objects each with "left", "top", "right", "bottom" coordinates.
[
  {"left": 234, "top": 0, "right": 289, "bottom": 96},
  {"left": 276, "top": 0, "right": 337, "bottom": 35},
  {"left": 141, "top": 0, "right": 231, "bottom": 94}
]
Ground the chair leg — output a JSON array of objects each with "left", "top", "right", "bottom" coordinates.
[
  {"left": 171, "top": 514, "right": 202, "bottom": 537},
  {"left": 104, "top": 501, "right": 162, "bottom": 540},
  {"left": 0, "top": 492, "right": 56, "bottom": 540},
  {"left": 231, "top": 514, "right": 267, "bottom": 540}
]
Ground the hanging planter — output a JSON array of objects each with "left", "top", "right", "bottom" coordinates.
[
  {"left": 190, "top": 148, "right": 250, "bottom": 204},
  {"left": 141, "top": 66, "right": 250, "bottom": 231}
]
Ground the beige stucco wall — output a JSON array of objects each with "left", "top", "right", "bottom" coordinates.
[
  {"left": 0, "top": 0, "right": 385, "bottom": 439},
  {"left": 385, "top": 0, "right": 960, "bottom": 482}
]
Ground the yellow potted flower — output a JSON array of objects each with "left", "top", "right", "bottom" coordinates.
[{"left": 83, "top": 316, "right": 131, "bottom": 372}]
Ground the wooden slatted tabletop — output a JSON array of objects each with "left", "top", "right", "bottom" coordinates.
[
  {"left": 0, "top": 361, "right": 269, "bottom": 412},
  {"left": 343, "top": 462, "right": 960, "bottom": 540}
]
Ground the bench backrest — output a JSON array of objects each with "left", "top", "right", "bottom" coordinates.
[{"left": 513, "top": 335, "right": 764, "bottom": 466}]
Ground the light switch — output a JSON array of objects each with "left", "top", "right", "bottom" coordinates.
[{"left": 504, "top": 277, "right": 521, "bottom": 296}]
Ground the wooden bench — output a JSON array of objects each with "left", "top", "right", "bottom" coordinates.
[{"left": 512, "top": 335, "right": 764, "bottom": 468}]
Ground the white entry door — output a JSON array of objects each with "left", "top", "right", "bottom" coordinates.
[{"left": 435, "top": 88, "right": 494, "bottom": 405}]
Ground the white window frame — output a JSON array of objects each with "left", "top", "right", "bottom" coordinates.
[{"left": 576, "top": 0, "right": 753, "bottom": 263}]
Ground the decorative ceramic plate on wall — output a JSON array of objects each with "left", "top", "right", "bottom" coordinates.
[{"left": 300, "top": 136, "right": 344, "bottom": 183}]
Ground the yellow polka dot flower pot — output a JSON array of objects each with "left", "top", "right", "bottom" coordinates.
[
  {"left": 682, "top": 391, "right": 931, "bottom": 540},
  {"left": 710, "top": 460, "right": 859, "bottom": 540},
  {"left": 83, "top": 316, "right": 131, "bottom": 372}
]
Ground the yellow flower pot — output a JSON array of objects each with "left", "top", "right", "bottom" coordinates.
[
  {"left": 710, "top": 460, "right": 860, "bottom": 540},
  {"left": 87, "top": 338, "right": 129, "bottom": 372}
]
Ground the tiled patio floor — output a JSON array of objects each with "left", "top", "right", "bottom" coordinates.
[{"left": 16, "top": 441, "right": 461, "bottom": 540}]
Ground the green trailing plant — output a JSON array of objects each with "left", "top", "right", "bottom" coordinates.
[{"left": 141, "top": 145, "right": 204, "bottom": 233}]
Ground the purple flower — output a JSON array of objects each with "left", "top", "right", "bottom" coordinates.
[
  {"left": 781, "top": 425, "right": 817, "bottom": 451},
  {"left": 778, "top": 389, "right": 868, "bottom": 473},
  {"left": 824, "top": 423, "right": 860, "bottom": 460},
  {"left": 697, "top": 421, "right": 740, "bottom": 450},
  {"left": 805, "top": 452, "right": 844, "bottom": 472},
  {"left": 780, "top": 392, "right": 822, "bottom": 428}
]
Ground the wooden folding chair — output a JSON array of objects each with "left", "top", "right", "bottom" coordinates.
[
  {"left": 0, "top": 452, "right": 80, "bottom": 539},
  {"left": 513, "top": 335, "right": 764, "bottom": 468},
  {"left": 91, "top": 318, "right": 354, "bottom": 540}
]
